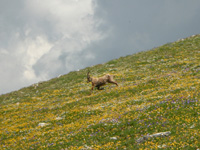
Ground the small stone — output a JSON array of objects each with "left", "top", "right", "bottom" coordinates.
[
  {"left": 162, "top": 144, "right": 167, "bottom": 148},
  {"left": 55, "top": 117, "right": 63, "bottom": 120},
  {"left": 158, "top": 144, "right": 167, "bottom": 148},
  {"left": 189, "top": 124, "right": 195, "bottom": 129},
  {"left": 84, "top": 145, "right": 92, "bottom": 149},
  {"left": 38, "top": 123, "right": 49, "bottom": 127},
  {"left": 110, "top": 137, "right": 117, "bottom": 140}
]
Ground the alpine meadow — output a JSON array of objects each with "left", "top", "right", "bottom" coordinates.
[{"left": 0, "top": 35, "right": 199, "bottom": 149}]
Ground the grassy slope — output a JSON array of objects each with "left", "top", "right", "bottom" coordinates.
[{"left": 0, "top": 35, "right": 200, "bottom": 149}]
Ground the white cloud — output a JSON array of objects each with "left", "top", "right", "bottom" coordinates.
[
  {"left": 0, "top": 48, "right": 9, "bottom": 55},
  {"left": 24, "top": 0, "right": 98, "bottom": 40},
  {"left": 0, "top": 0, "right": 105, "bottom": 94},
  {"left": 19, "top": 35, "right": 53, "bottom": 80}
]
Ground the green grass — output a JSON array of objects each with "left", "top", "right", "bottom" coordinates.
[{"left": 0, "top": 35, "right": 200, "bottom": 149}]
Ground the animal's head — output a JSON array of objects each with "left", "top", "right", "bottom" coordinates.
[{"left": 87, "top": 71, "right": 92, "bottom": 82}]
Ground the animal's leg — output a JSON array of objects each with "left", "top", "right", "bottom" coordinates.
[
  {"left": 108, "top": 75, "right": 118, "bottom": 86},
  {"left": 91, "top": 83, "right": 95, "bottom": 91},
  {"left": 108, "top": 81, "right": 118, "bottom": 86},
  {"left": 97, "top": 86, "right": 104, "bottom": 90}
]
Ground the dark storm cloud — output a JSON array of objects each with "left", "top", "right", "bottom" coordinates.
[{"left": 88, "top": 0, "right": 200, "bottom": 64}]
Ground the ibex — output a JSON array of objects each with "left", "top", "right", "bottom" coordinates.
[{"left": 87, "top": 71, "right": 118, "bottom": 90}]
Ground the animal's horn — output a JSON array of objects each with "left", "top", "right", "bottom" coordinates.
[
  {"left": 87, "top": 71, "right": 91, "bottom": 82},
  {"left": 87, "top": 71, "right": 92, "bottom": 82},
  {"left": 87, "top": 71, "right": 90, "bottom": 77}
]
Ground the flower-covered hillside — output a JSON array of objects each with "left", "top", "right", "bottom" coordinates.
[{"left": 0, "top": 35, "right": 199, "bottom": 149}]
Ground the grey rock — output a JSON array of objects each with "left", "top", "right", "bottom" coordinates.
[{"left": 136, "top": 131, "right": 171, "bottom": 143}]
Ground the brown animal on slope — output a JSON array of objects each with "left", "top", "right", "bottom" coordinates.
[{"left": 87, "top": 71, "right": 118, "bottom": 90}]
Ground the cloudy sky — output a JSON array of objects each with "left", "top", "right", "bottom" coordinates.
[{"left": 1, "top": 0, "right": 200, "bottom": 94}]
